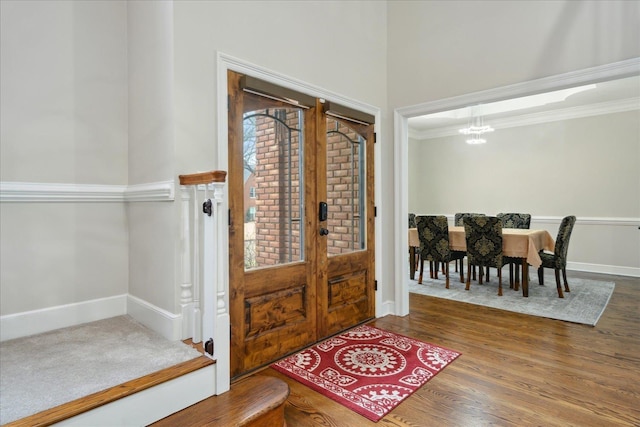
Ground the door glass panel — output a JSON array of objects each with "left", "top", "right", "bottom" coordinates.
[
  {"left": 326, "top": 118, "right": 366, "bottom": 256},
  {"left": 244, "top": 108, "right": 304, "bottom": 269}
]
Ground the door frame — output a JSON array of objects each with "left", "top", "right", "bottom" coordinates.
[{"left": 215, "top": 53, "right": 384, "bottom": 323}]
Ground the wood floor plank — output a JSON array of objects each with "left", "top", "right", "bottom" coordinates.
[{"left": 255, "top": 270, "right": 640, "bottom": 426}]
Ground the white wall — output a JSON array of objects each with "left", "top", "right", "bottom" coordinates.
[
  {"left": 387, "top": 1, "right": 640, "bottom": 108},
  {"left": 409, "top": 111, "right": 640, "bottom": 217},
  {"left": 0, "top": 1, "right": 129, "bottom": 319},
  {"left": 0, "top": 0, "right": 128, "bottom": 184},
  {"left": 126, "top": 1, "right": 181, "bottom": 316}
]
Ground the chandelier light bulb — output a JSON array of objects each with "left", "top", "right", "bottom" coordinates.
[{"left": 459, "top": 106, "right": 493, "bottom": 144}]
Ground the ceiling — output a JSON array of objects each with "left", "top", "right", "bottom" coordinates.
[{"left": 408, "top": 74, "right": 640, "bottom": 139}]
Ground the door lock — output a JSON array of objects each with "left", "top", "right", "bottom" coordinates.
[
  {"left": 319, "top": 228, "right": 329, "bottom": 236},
  {"left": 319, "top": 202, "right": 328, "bottom": 221}
]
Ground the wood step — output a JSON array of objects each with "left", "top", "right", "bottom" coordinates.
[
  {"left": 151, "top": 375, "right": 290, "bottom": 427},
  {"left": 4, "top": 356, "right": 214, "bottom": 427}
]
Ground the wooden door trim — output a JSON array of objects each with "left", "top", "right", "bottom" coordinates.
[{"left": 227, "top": 70, "right": 247, "bottom": 376}]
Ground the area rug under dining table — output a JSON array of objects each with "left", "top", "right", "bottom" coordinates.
[
  {"left": 271, "top": 324, "right": 461, "bottom": 422},
  {"left": 409, "top": 269, "right": 615, "bottom": 326}
]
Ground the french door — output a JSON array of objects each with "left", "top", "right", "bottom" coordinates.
[{"left": 228, "top": 71, "right": 375, "bottom": 378}]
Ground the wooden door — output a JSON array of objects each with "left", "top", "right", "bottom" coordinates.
[
  {"left": 317, "top": 112, "right": 376, "bottom": 339},
  {"left": 228, "top": 71, "right": 375, "bottom": 378}
]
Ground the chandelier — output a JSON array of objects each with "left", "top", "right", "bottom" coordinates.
[{"left": 459, "top": 105, "right": 493, "bottom": 144}]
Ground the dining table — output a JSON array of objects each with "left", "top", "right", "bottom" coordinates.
[{"left": 409, "top": 226, "right": 555, "bottom": 297}]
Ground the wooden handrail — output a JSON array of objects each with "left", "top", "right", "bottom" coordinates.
[{"left": 179, "top": 171, "right": 227, "bottom": 186}]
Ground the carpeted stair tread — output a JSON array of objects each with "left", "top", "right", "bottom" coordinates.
[
  {"left": 0, "top": 316, "right": 205, "bottom": 424},
  {"left": 3, "top": 356, "right": 214, "bottom": 427}
]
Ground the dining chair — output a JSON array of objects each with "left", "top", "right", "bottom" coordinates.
[
  {"left": 497, "top": 212, "right": 531, "bottom": 229},
  {"left": 415, "top": 215, "right": 465, "bottom": 288},
  {"left": 454, "top": 213, "right": 484, "bottom": 280},
  {"left": 497, "top": 212, "right": 532, "bottom": 288},
  {"left": 454, "top": 212, "right": 484, "bottom": 226},
  {"left": 409, "top": 213, "right": 419, "bottom": 273},
  {"left": 537, "top": 215, "right": 577, "bottom": 298},
  {"left": 463, "top": 215, "right": 507, "bottom": 296}
]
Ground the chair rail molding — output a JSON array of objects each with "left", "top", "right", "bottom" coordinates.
[
  {"left": 0, "top": 180, "right": 175, "bottom": 202},
  {"left": 441, "top": 215, "right": 640, "bottom": 227},
  {"left": 531, "top": 216, "right": 640, "bottom": 227}
]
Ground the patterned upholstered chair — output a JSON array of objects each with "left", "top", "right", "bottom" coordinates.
[
  {"left": 538, "top": 215, "right": 577, "bottom": 298},
  {"left": 415, "top": 215, "right": 465, "bottom": 288},
  {"left": 454, "top": 212, "right": 484, "bottom": 226},
  {"left": 454, "top": 213, "right": 484, "bottom": 280},
  {"left": 497, "top": 213, "right": 531, "bottom": 229},
  {"left": 497, "top": 213, "right": 532, "bottom": 288},
  {"left": 409, "top": 213, "right": 419, "bottom": 275},
  {"left": 463, "top": 216, "right": 507, "bottom": 296}
]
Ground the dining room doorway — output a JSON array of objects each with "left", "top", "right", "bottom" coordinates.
[{"left": 395, "top": 59, "right": 639, "bottom": 316}]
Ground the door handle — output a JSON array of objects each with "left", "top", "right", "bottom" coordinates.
[{"left": 319, "top": 228, "right": 329, "bottom": 236}]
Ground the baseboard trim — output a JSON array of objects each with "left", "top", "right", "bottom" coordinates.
[
  {"left": 0, "top": 294, "right": 184, "bottom": 342},
  {"left": 0, "top": 295, "right": 127, "bottom": 342},
  {"left": 127, "top": 294, "right": 183, "bottom": 341},
  {"left": 568, "top": 262, "right": 640, "bottom": 278},
  {"left": 377, "top": 300, "right": 397, "bottom": 318}
]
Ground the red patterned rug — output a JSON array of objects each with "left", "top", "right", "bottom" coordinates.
[{"left": 271, "top": 324, "right": 461, "bottom": 422}]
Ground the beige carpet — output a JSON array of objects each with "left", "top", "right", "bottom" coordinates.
[
  {"left": 0, "top": 315, "right": 202, "bottom": 424},
  {"left": 409, "top": 267, "right": 615, "bottom": 326}
]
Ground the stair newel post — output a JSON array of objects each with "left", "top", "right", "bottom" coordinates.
[
  {"left": 178, "top": 170, "right": 229, "bottom": 394},
  {"left": 179, "top": 186, "right": 194, "bottom": 339}
]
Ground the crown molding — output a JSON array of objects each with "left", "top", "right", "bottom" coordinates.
[
  {"left": 399, "top": 57, "right": 640, "bottom": 119},
  {"left": 410, "top": 97, "right": 640, "bottom": 140},
  {"left": 0, "top": 180, "right": 175, "bottom": 202}
]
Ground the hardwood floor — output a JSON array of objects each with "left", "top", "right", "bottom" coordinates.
[
  {"left": 151, "top": 375, "right": 288, "bottom": 427},
  {"left": 255, "top": 271, "right": 640, "bottom": 426}
]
